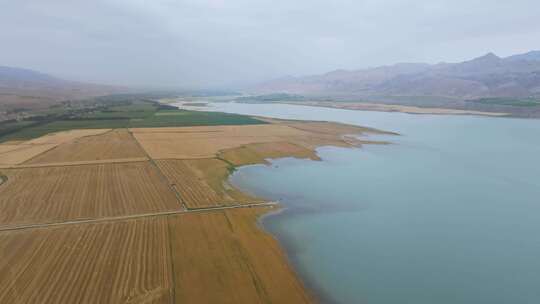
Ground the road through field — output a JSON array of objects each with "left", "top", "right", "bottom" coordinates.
[{"left": 0, "top": 202, "right": 278, "bottom": 232}]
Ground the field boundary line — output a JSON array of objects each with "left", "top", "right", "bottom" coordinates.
[
  {"left": 128, "top": 129, "right": 189, "bottom": 211},
  {"left": 3, "top": 157, "right": 150, "bottom": 169},
  {"left": 0, "top": 202, "right": 277, "bottom": 232},
  {"left": 19, "top": 128, "right": 114, "bottom": 165},
  {"left": 166, "top": 217, "right": 177, "bottom": 304}
]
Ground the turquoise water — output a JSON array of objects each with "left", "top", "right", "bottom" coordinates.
[{"left": 180, "top": 102, "right": 540, "bottom": 303}]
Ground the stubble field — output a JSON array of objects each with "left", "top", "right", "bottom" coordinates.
[
  {"left": 0, "top": 162, "right": 180, "bottom": 227},
  {"left": 0, "top": 114, "right": 388, "bottom": 303}
]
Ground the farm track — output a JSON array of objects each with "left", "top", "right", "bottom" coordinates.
[
  {"left": 0, "top": 157, "right": 149, "bottom": 169},
  {"left": 0, "top": 162, "right": 181, "bottom": 226},
  {"left": 128, "top": 129, "right": 189, "bottom": 211},
  {"left": 0, "top": 202, "right": 278, "bottom": 232}
]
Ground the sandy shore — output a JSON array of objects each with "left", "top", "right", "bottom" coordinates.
[{"left": 283, "top": 101, "right": 509, "bottom": 116}]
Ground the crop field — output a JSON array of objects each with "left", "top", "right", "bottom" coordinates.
[
  {"left": 156, "top": 159, "right": 259, "bottom": 208},
  {"left": 0, "top": 143, "right": 57, "bottom": 165},
  {"left": 27, "top": 129, "right": 147, "bottom": 164},
  {"left": 286, "top": 121, "right": 381, "bottom": 135},
  {"left": 168, "top": 209, "right": 312, "bottom": 304},
  {"left": 25, "top": 128, "right": 111, "bottom": 144},
  {"left": 0, "top": 162, "right": 180, "bottom": 227},
  {"left": 131, "top": 124, "right": 316, "bottom": 159},
  {"left": 0, "top": 218, "right": 173, "bottom": 304},
  {"left": 0, "top": 97, "right": 266, "bottom": 143},
  {"left": 219, "top": 141, "right": 319, "bottom": 166},
  {"left": 0, "top": 129, "right": 112, "bottom": 165},
  {"left": 0, "top": 113, "right": 387, "bottom": 303}
]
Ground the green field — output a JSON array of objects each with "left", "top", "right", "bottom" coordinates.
[
  {"left": 472, "top": 97, "right": 540, "bottom": 107},
  {"left": 0, "top": 98, "right": 265, "bottom": 142}
]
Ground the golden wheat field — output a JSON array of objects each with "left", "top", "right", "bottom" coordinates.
[
  {"left": 0, "top": 162, "right": 180, "bottom": 227},
  {"left": 0, "top": 218, "right": 173, "bottom": 304},
  {"left": 131, "top": 122, "right": 385, "bottom": 160},
  {"left": 168, "top": 208, "right": 312, "bottom": 304},
  {"left": 131, "top": 124, "right": 310, "bottom": 159},
  {"left": 219, "top": 141, "right": 320, "bottom": 166},
  {"left": 25, "top": 129, "right": 111, "bottom": 145},
  {"left": 27, "top": 129, "right": 147, "bottom": 164},
  {"left": 0, "top": 129, "right": 113, "bottom": 165},
  {"left": 0, "top": 119, "right": 383, "bottom": 303},
  {"left": 156, "top": 158, "right": 260, "bottom": 208},
  {"left": 0, "top": 144, "right": 57, "bottom": 165}
]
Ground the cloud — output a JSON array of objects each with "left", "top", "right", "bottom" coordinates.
[{"left": 1, "top": 0, "right": 539, "bottom": 88}]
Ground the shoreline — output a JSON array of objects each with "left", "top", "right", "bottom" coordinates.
[
  {"left": 257, "top": 204, "right": 340, "bottom": 304},
  {"left": 275, "top": 101, "right": 510, "bottom": 117},
  {"left": 226, "top": 143, "right": 388, "bottom": 304},
  {"left": 166, "top": 100, "right": 398, "bottom": 302}
]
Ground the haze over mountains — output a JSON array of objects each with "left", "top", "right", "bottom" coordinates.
[
  {"left": 0, "top": 66, "right": 121, "bottom": 115},
  {"left": 253, "top": 51, "right": 540, "bottom": 102}
]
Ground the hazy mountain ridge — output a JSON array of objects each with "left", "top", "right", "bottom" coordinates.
[
  {"left": 252, "top": 51, "right": 540, "bottom": 101},
  {"left": 0, "top": 66, "right": 123, "bottom": 119}
]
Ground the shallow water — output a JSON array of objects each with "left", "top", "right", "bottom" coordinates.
[{"left": 179, "top": 102, "right": 540, "bottom": 303}]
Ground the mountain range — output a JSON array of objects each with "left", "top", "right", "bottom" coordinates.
[
  {"left": 0, "top": 66, "right": 121, "bottom": 117},
  {"left": 252, "top": 51, "right": 540, "bottom": 102}
]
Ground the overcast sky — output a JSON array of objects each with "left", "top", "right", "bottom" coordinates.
[{"left": 1, "top": 0, "right": 539, "bottom": 88}]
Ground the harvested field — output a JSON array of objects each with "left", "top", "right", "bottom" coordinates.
[
  {"left": 168, "top": 208, "right": 312, "bottom": 304},
  {"left": 219, "top": 141, "right": 320, "bottom": 166},
  {"left": 3, "top": 157, "right": 148, "bottom": 169},
  {"left": 27, "top": 129, "right": 147, "bottom": 164},
  {"left": 26, "top": 128, "right": 111, "bottom": 145},
  {"left": 134, "top": 134, "right": 279, "bottom": 159},
  {"left": 0, "top": 144, "right": 25, "bottom": 154},
  {"left": 156, "top": 159, "right": 260, "bottom": 208},
  {"left": 131, "top": 123, "right": 369, "bottom": 159},
  {"left": 0, "top": 218, "right": 173, "bottom": 304},
  {"left": 0, "top": 144, "right": 57, "bottom": 165},
  {"left": 0, "top": 129, "right": 114, "bottom": 165},
  {"left": 287, "top": 121, "right": 384, "bottom": 135},
  {"left": 0, "top": 162, "right": 180, "bottom": 227},
  {"left": 0, "top": 119, "right": 392, "bottom": 303}
]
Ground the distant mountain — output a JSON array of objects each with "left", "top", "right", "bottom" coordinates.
[
  {"left": 506, "top": 50, "right": 540, "bottom": 62},
  {"left": 0, "top": 66, "right": 122, "bottom": 115},
  {"left": 0, "top": 66, "right": 63, "bottom": 87},
  {"left": 251, "top": 51, "right": 540, "bottom": 101}
]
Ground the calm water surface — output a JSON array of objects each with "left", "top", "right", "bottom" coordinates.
[{"left": 179, "top": 102, "right": 540, "bottom": 304}]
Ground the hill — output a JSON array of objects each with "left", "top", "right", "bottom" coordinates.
[
  {"left": 0, "top": 66, "right": 122, "bottom": 120},
  {"left": 251, "top": 50, "right": 540, "bottom": 103}
]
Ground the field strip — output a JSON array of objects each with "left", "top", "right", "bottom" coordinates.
[
  {"left": 128, "top": 129, "right": 189, "bottom": 210},
  {"left": 0, "top": 202, "right": 278, "bottom": 232},
  {"left": 130, "top": 129, "right": 225, "bottom": 134},
  {"left": 0, "top": 157, "right": 150, "bottom": 169}
]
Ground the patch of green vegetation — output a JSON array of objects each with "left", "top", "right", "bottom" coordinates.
[
  {"left": 0, "top": 120, "right": 40, "bottom": 140},
  {"left": 236, "top": 93, "right": 307, "bottom": 103},
  {"left": 472, "top": 97, "right": 540, "bottom": 107},
  {"left": 82, "top": 111, "right": 151, "bottom": 119},
  {"left": 0, "top": 95, "right": 266, "bottom": 142},
  {"left": 107, "top": 102, "right": 157, "bottom": 112},
  {"left": 129, "top": 110, "right": 265, "bottom": 128},
  {"left": 0, "top": 119, "right": 131, "bottom": 141}
]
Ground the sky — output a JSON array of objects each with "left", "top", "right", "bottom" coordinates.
[{"left": 1, "top": 0, "right": 539, "bottom": 88}]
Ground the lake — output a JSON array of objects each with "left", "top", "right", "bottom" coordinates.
[{"left": 178, "top": 102, "right": 540, "bottom": 304}]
